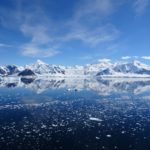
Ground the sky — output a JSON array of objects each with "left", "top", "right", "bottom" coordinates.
[{"left": 0, "top": 0, "right": 150, "bottom": 65}]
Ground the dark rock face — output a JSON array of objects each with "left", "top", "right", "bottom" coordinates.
[
  {"left": 136, "top": 69, "right": 150, "bottom": 75},
  {"left": 18, "top": 69, "right": 35, "bottom": 76},
  {"left": 21, "top": 77, "right": 35, "bottom": 84},
  {"left": 6, "top": 83, "right": 17, "bottom": 88},
  {"left": 96, "top": 68, "right": 112, "bottom": 76},
  {"left": 53, "top": 66, "right": 65, "bottom": 74},
  {"left": 0, "top": 68, "right": 6, "bottom": 75},
  {"left": 6, "top": 65, "right": 19, "bottom": 75}
]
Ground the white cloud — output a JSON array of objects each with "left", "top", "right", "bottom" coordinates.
[
  {"left": 121, "top": 56, "right": 131, "bottom": 60},
  {"left": 21, "top": 24, "right": 52, "bottom": 44},
  {"left": 20, "top": 23, "right": 59, "bottom": 58},
  {"left": 22, "top": 44, "right": 59, "bottom": 58},
  {"left": 141, "top": 56, "right": 150, "bottom": 60},
  {"left": 74, "top": 0, "right": 114, "bottom": 21},
  {"left": 0, "top": 0, "right": 121, "bottom": 57},
  {"left": 3, "top": 0, "right": 150, "bottom": 62},
  {"left": 65, "top": 0, "right": 121, "bottom": 46},
  {"left": 133, "top": 0, "right": 149, "bottom": 15},
  {"left": 17, "top": 5, "right": 60, "bottom": 58},
  {"left": 65, "top": 24, "right": 120, "bottom": 46},
  {"left": 121, "top": 56, "right": 140, "bottom": 60}
]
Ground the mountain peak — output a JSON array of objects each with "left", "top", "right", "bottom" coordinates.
[
  {"left": 36, "top": 60, "right": 46, "bottom": 65},
  {"left": 133, "top": 60, "right": 141, "bottom": 65}
]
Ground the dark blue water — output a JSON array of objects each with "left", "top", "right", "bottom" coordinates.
[{"left": 1, "top": 77, "right": 150, "bottom": 150}]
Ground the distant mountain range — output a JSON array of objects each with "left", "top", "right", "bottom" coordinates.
[{"left": 1, "top": 59, "right": 150, "bottom": 77}]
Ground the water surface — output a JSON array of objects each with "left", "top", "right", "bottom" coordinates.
[{"left": 0, "top": 77, "right": 150, "bottom": 150}]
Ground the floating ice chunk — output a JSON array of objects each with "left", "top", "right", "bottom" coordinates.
[
  {"left": 67, "top": 88, "right": 71, "bottom": 91},
  {"left": 41, "top": 124, "right": 47, "bottom": 129},
  {"left": 26, "top": 131, "right": 31, "bottom": 134},
  {"left": 52, "top": 124, "right": 58, "bottom": 127},
  {"left": 89, "top": 117, "right": 102, "bottom": 122},
  {"left": 106, "top": 134, "right": 112, "bottom": 138},
  {"left": 67, "top": 128, "right": 73, "bottom": 132},
  {"left": 96, "top": 136, "right": 100, "bottom": 140},
  {"left": 121, "top": 131, "right": 126, "bottom": 134}
]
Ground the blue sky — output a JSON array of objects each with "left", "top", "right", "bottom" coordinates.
[{"left": 0, "top": 0, "right": 150, "bottom": 65}]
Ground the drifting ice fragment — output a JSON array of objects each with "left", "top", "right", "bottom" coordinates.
[
  {"left": 89, "top": 117, "right": 102, "bottom": 122},
  {"left": 106, "top": 134, "right": 112, "bottom": 138}
]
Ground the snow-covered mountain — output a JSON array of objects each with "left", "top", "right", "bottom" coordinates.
[
  {"left": 85, "top": 59, "right": 113, "bottom": 76},
  {"left": 113, "top": 60, "right": 150, "bottom": 74},
  {"left": 96, "top": 60, "right": 150, "bottom": 77},
  {"left": 1, "top": 59, "right": 150, "bottom": 77},
  {"left": 0, "top": 65, "right": 24, "bottom": 76},
  {"left": 18, "top": 69, "right": 35, "bottom": 76},
  {"left": 24, "top": 60, "right": 65, "bottom": 76},
  {"left": 0, "top": 66, "right": 7, "bottom": 75}
]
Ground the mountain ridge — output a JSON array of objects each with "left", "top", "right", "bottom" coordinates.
[{"left": 1, "top": 59, "right": 150, "bottom": 77}]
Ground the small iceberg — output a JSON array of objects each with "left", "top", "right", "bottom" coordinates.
[{"left": 89, "top": 117, "right": 102, "bottom": 122}]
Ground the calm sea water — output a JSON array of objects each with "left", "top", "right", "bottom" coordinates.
[{"left": 1, "top": 77, "right": 150, "bottom": 150}]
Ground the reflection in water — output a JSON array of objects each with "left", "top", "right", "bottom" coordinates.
[
  {"left": 6, "top": 83, "right": 17, "bottom": 88},
  {"left": 0, "top": 77, "right": 150, "bottom": 150},
  {"left": 1, "top": 77, "right": 150, "bottom": 95},
  {"left": 21, "top": 78, "right": 35, "bottom": 84}
]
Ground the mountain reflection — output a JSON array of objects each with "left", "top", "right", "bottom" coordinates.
[
  {"left": 21, "top": 78, "right": 35, "bottom": 84},
  {"left": 1, "top": 77, "right": 150, "bottom": 96}
]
